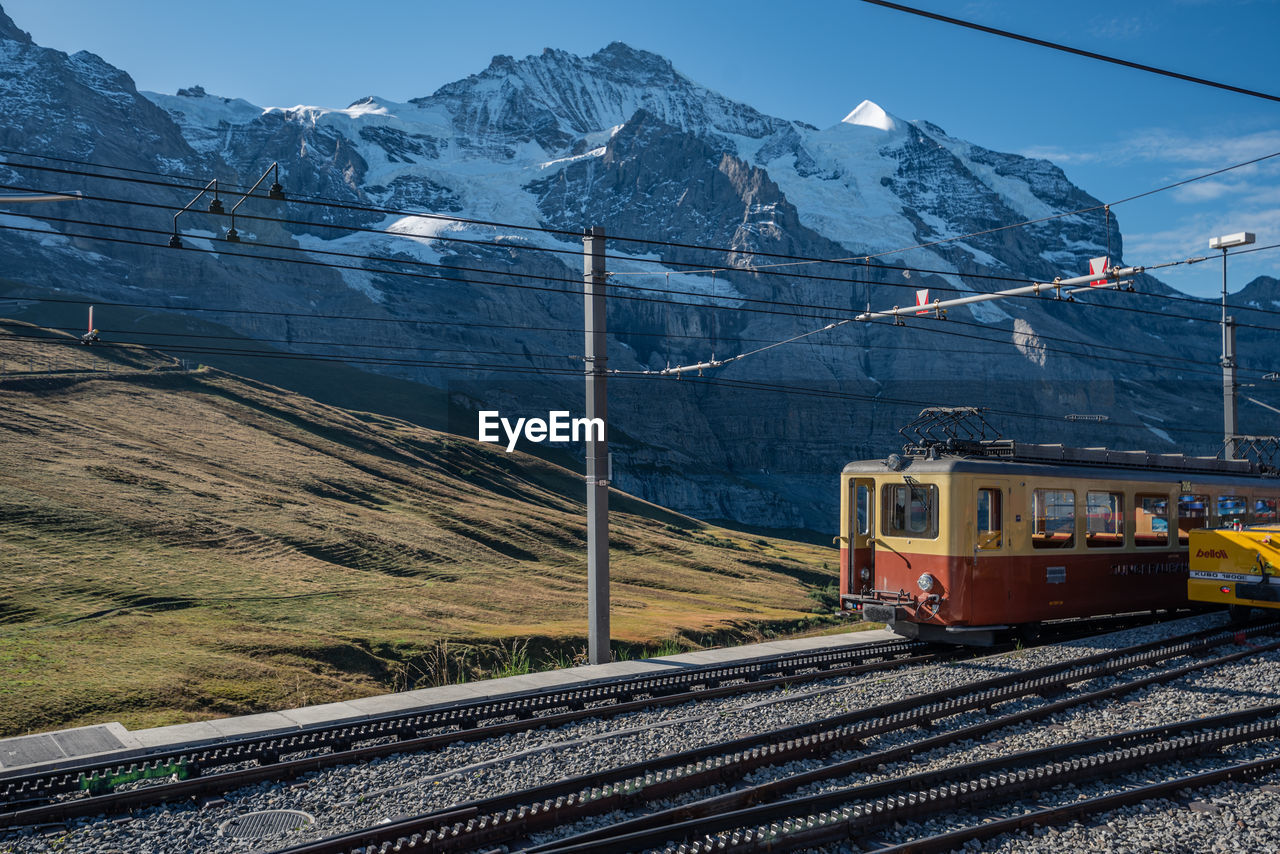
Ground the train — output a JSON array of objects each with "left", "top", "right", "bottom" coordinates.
[{"left": 838, "top": 416, "right": 1279, "bottom": 644}]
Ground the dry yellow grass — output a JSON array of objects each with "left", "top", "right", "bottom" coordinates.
[{"left": 0, "top": 324, "right": 839, "bottom": 736}]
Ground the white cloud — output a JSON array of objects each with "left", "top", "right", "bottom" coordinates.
[
  {"left": 1171, "top": 180, "right": 1237, "bottom": 202},
  {"left": 1087, "top": 16, "right": 1148, "bottom": 40},
  {"left": 1021, "top": 129, "right": 1280, "bottom": 170},
  {"left": 1126, "top": 204, "right": 1280, "bottom": 296}
]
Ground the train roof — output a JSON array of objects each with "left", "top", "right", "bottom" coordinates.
[{"left": 843, "top": 440, "right": 1276, "bottom": 483}]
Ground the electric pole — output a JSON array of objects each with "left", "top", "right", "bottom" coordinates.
[
  {"left": 583, "top": 226, "right": 610, "bottom": 665},
  {"left": 1209, "top": 232, "right": 1255, "bottom": 458}
]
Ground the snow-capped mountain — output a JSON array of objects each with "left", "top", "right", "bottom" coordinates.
[{"left": 0, "top": 5, "right": 1264, "bottom": 528}]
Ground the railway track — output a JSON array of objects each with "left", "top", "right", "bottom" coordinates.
[
  {"left": 0, "top": 636, "right": 942, "bottom": 827},
  {"left": 1, "top": 613, "right": 1181, "bottom": 831},
  {"left": 262, "top": 619, "right": 1280, "bottom": 854},
  {"left": 630, "top": 710, "right": 1280, "bottom": 854}
]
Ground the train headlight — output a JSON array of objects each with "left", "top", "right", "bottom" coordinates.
[
  {"left": 859, "top": 567, "right": 872, "bottom": 582},
  {"left": 917, "top": 573, "right": 935, "bottom": 593}
]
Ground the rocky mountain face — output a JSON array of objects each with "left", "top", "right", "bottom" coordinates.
[{"left": 0, "top": 5, "right": 1272, "bottom": 530}]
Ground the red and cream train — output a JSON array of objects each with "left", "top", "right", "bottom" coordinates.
[{"left": 838, "top": 437, "right": 1279, "bottom": 644}]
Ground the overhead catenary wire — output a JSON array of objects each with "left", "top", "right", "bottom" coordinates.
[
  {"left": 4, "top": 289, "right": 1257, "bottom": 387},
  {"left": 0, "top": 148, "right": 584, "bottom": 240},
  {"left": 5, "top": 211, "right": 1280, "bottom": 386},
  {"left": 618, "top": 253, "right": 1280, "bottom": 379},
  {"left": 0, "top": 218, "right": 866, "bottom": 322},
  {"left": 602, "top": 150, "right": 1280, "bottom": 272},
  {"left": 0, "top": 321, "right": 578, "bottom": 361},
  {"left": 5, "top": 143, "right": 1278, "bottom": 283},
  {"left": 4, "top": 296, "right": 1245, "bottom": 383},
  {"left": 4, "top": 216, "right": 1268, "bottom": 382},
  {"left": 3, "top": 198, "right": 1277, "bottom": 344},
  {"left": 855, "top": 0, "right": 1280, "bottom": 104},
  {"left": 0, "top": 165, "right": 1185, "bottom": 306},
  {"left": 619, "top": 372, "right": 1235, "bottom": 440},
  {"left": 0, "top": 330, "right": 1243, "bottom": 443},
  {"left": 11, "top": 163, "right": 1279, "bottom": 340},
  {"left": 0, "top": 140, "right": 1264, "bottom": 463},
  {"left": 4, "top": 157, "right": 1280, "bottom": 385},
  {"left": 5, "top": 150, "right": 1278, "bottom": 326},
  {"left": 0, "top": 330, "right": 586, "bottom": 376},
  {"left": 13, "top": 185, "right": 1280, "bottom": 370}
]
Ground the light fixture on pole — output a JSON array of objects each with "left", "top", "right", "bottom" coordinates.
[
  {"left": 168, "top": 178, "right": 227, "bottom": 248},
  {"left": 1209, "top": 231, "right": 1255, "bottom": 459},
  {"left": 225, "top": 162, "right": 285, "bottom": 243}
]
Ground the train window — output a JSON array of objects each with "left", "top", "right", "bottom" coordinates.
[
  {"left": 1178, "top": 493, "right": 1209, "bottom": 545},
  {"left": 1218, "top": 496, "right": 1247, "bottom": 528},
  {"left": 855, "top": 483, "right": 872, "bottom": 536},
  {"left": 1086, "top": 491, "right": 1124, "bottom": 548},
  {"left": 1032, "top": 489, "right": 1075, "bottom": 549},
  {"left": 1255, "top": 498, "right": 1279, "bottom": 525},
  {"left": 1135, "top": 494, "right": 1171, "bottom": 547},
  {"left": 881, "top": 483, "right": 938, "bottom": 538},
  {"left": 976, "top": 488, "right": 1002, "bottom": 549}
]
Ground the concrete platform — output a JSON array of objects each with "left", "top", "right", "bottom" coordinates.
[{"left": 0, "top": 627, "right": 901, "bottom": 777}]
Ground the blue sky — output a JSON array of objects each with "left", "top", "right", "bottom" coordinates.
[{"left": 5, "top": 0, "right": 1278, "bottom": 297}]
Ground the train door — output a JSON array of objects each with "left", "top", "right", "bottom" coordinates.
[
  {"left": 852, "top": 478, "right": 876, "bottom": 594},
  {"left": 969, "top": 484, "right": 1005, "bottom": 624},
  {"left": 976, "top": 486, "right": 1004, "bottom": 552}
]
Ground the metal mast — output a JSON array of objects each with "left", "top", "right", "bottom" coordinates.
[{"left": 583, "top": 226, "right": 610, "bottom": 665}]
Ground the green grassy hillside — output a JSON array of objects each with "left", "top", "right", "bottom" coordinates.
[{"left": 0, "top": 322, "right": 839, "bottom": 736}]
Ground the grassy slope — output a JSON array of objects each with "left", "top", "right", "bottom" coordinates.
[{"left": 0, "top": 325, "right": 837, "bottom": 736}]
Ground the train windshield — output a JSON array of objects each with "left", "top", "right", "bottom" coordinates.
[{"left": 882, "top": 483, "right": 938, "bottom": 538}]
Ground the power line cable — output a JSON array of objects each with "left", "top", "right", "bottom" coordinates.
[
  {"left": 0, "top": 165, "right": 1157, "bottom": 307},
  {"left": 0, "top": 148, "right": 583, "bottom": 239},
  {"left": 0, "top": 320, "right": 575, "bottom": 361},
  {"left": 0, "top": 219, "right": 855, "bottom": 322},
  {"left": 608, "top": 373, "right": 1239, "bottom": 442},
  {"left": 7, "top": 143, "right": 1277, "bottom": 279},
  {"left": 12, "top": 185, "right": 1280, "bottom": 345},
  {"left": 855, "top": 0, "right": 1280, "bottom": 103},
  {"left": 2, "top": 330, "right": 1239, "bottom": 442},
  {"left": 5, "top": 200, "right": 1274, "bottom": 347},
  {"left": 0, "top": 217, "right": 1243, "bottom": 379},
  {"left": 4, "top": 291, "right": 1238, "bottom": 385},
  {"left": 3, "top": 211, "right": 1268, "bottom": 381},
  {"left": 0, "top": 330, "right": 585, "bottom": 376},
  {"left": 5, "top": 298, "right": 1235, "bottom": 381}
]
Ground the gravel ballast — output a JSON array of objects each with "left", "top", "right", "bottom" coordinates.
[{"left": 6, "top": 612, "right": 1280, "bottom": 854}]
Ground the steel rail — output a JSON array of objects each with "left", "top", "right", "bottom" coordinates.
[
  {"left": 0, "top": 640, "right": 938, "bottom": 825},
  {"left": 539, "top": 639, "right": 1280, "bottom": 854},
  {"left": 872, "top": 753, "right": 1280, "bottom": 853},
  {"left": 664, "top": 713, "right": 1280, "bottom": 853},
  {"left": 537, "top": 635, "right": 1280, "bottom": 854},
  {"left": 265, "top": 621, "right": 1276, "bottom": 854}
]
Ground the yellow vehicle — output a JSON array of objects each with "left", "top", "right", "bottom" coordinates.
[{"left": 1188, "top": 526, "right": 1280, "bottom": 619}]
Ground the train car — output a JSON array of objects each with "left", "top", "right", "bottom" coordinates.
[
  {"left": 1188, "top": 526, "right": 1280, "bottom": 619},
  {"left": 838, "top": 435, "right": 1278, "bottom": 644}
]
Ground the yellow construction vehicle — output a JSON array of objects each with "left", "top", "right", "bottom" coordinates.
[{"left": 1188, "top": 526, "right": 1280, "bottom": 620}]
